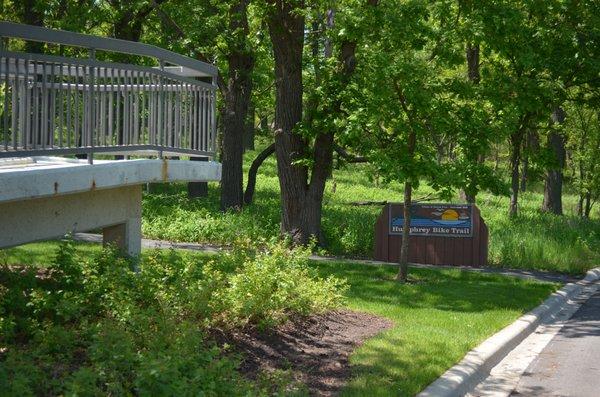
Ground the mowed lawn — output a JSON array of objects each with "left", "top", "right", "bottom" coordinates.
[
  {"left": 2, "top": 241, "right": 557, "bottom": 396},
  {"left": 314, "top": 261, "right": 558, "bottom": 396}
]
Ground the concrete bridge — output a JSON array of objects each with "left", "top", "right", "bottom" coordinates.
[{"left": 0, "top": 22, "right": 220, "bottom": 256}]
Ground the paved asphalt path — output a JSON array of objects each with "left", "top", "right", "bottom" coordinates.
[{"left": 512, "top": 287, "right": 600, "bottom": 397}]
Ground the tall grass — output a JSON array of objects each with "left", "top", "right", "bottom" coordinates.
[{"left": 142, "top": 142, "right": 600, "bottom": 274}]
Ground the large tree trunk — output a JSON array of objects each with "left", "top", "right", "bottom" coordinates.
[
  {"left": 267, "top": 0, "right": 314, "bottom": 243},
  {"left": 219, "top": 0, "right": 254, "bottom": 211},
  {"left": 266, "top": 0, "right": 375, "bottom": 244},
  {"left": 541, "top": 107, "right": 566, "bottom": 215}
]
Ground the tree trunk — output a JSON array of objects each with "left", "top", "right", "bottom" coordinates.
[
  {"left": 397, "top": 181, "right": 412, "bottom": 282},
  {"left": 266, "top": 0, "right": 375, "bottom": 244},
  {"left": 577, "top": 194, "right": 584, "bottom": 217},
  {"left": 396, "top": 122, "right": 416, "bottom": 282},
  {"left": 267, "top": 1, "right": 314, "bottom": 243},
  {"left": 220, "top": 0, "right": 254, "bottom": 211},
  {"left": 576, "top": 160, "right": 586, "bottom": 217},
  {"left": 18, "top": 0, "right": 44, "bottom": 53},
  {"left": 509, "top": 130, "right": 524, "bottom": 217},
  {"left": 541, "top": 107, "right": 566, "bottom": 215},
  {"left": 244, "top": 143, "right": 275, "bottom": 204},
  {"left": 466, "top": 43, "right": 480, "bottom": 84},
  {"left": 460, "top": 43, "right": 480, "bottom": 202},
  {"left": 243, "top": 102, "right": 255, "bottom": 151},
  {"left": 520, "top": 155, "right": 528, "bottom": 192},
  {"left": 520, "top": 144, "right": 528, "bottom": 192},
  {"left": 584, "top": 192, "right": 592, "bottom": 219}
]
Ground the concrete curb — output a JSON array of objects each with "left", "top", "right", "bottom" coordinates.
[{"left": 417, "top": 267, "right": 600, "bottom": 397}]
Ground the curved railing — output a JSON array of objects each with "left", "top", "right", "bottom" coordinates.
[{"left": 0, "top": 22, "right": 218, "bottom": 161}]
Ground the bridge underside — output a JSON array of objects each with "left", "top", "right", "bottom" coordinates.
[{"left": 0, "top": 157, "right": 221, "bottom": 256}]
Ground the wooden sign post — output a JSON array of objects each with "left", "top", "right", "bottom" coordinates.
[{"left": 373, "top": 203, "right": 488, "bottom": 267}]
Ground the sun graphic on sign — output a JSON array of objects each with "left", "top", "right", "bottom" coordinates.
[{"left": 441, "top": 209, "right": 459, "bottom": 220}]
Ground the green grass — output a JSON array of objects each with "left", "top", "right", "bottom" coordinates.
[
  {"left": 1, "top": 240, "right": 559, "bottom": 395},
  {"left": 141, "top": 141, "right": 600, "bottom": 274},
  {"left": 313, "top": 261, "right": 558, "bottom": 396},
  {"left": 0, "top": 241, "right": 212, "bottom": 267},
  {"left": 0, "top": 241, "right": 100, "bottom": 267}
]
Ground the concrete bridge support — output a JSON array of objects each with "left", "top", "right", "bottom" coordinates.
[
  {"left": 0, "top": 185, "right": 142, "bottom": 256},
  {"left": 0, "top": 157, "right": 221, "bottom": 257}
]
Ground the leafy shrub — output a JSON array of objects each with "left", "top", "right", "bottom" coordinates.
[
  {"left": 206, "top": 241, "right": 347, "bottom": 329},
  {"left": 0, "top": 238, "right": 347, "bottom": 395}
]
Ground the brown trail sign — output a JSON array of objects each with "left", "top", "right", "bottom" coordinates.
[{"left": 374, "top": 203, "right": 488, "bottom": 266}]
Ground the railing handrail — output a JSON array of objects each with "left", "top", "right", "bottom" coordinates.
[
  {"left": 0, "top": 23, "right": 218, "bottom": 161},
  {"left": 0, "top": 49, "right": 217, "bottom": 90},
  {"left": 0, "top": 21, "right": 218, "bottom": 78}
]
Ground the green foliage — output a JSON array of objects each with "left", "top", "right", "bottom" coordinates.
[
  {"left": 0, "top": 238, "right": 345, "bottom": 395},
  {"left": 565, "top": 99, "right": 600, "bottom": 215},
  {"left": 206, "top": 242, "right": 347, "bottom": 329},
  {"left": 140, "top": 142, "right": 600, "bottom": 274}
]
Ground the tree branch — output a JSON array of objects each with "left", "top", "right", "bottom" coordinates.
[
  {"left": 334, "top": 144, "right": 368, "bottom": 163},
  {"left": 151, "top": 0, "right": 226, "bottom": 92},
  {"left": 244, "top": 143, "right": 276, "bottom": 204}
]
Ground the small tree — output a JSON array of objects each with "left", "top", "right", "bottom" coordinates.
[
  {"left": 344, "top": 1, "right": 473, "bottom": 281},
  {"left": 566, "top": 99, "right": 600, "bottom": 218}
]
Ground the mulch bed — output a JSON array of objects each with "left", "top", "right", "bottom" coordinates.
[
  {"left": 224, "top": 310, "right": 393, "bottom": 396},
  {"left": 2, "top": 265, "right": 393, "bottom": 395}
]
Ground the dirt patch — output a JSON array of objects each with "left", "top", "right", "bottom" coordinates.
[{"left": 225, "top": 310, "right": 393, "bottom": 396}]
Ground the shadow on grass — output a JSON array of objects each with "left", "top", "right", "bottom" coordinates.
[
  {"left": 319, "top": 262, "right": 557, "bottom": 314},
  {"left": 311, "top": 261, "right": 557, "bottom": 396},
  {"left": 344, "top": 338, "right": 451, "bottom": 396}
]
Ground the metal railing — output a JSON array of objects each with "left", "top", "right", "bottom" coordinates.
[{"left": 0, "top": 22, "right": 218, "bottom": 161}]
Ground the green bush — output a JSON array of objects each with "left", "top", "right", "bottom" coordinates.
[
  {"left": 205, "top": 241, "right": 347, "bottom": 329},
  {"left": 0, "top": 238, "right": 346, "bottom": 395}
]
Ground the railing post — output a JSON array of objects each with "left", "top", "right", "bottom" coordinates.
[
  {"left": 1, "top": 37, "right": 8, "bottom": 152},
  {"left": 211, "top": 76, "right": 217, "bottom": 158},
  {"left": 87, "top": 48, "right": 95, "bottom": 164},
  {"left": 158, "top": 59, "right": 165, "bottom": 159}
]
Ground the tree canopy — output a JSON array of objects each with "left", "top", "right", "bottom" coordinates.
[{"left": 3, "top": 0, "right": 599, "bottom": 279}]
